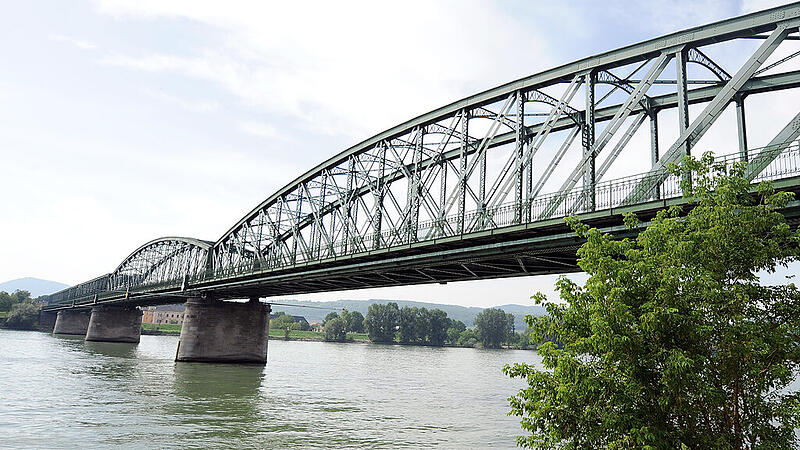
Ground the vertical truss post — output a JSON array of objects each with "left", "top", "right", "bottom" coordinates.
[
  {"left": 676, "top": 48, "right": 691, "bottom": 186},
  {"left": 583, "top": 71, "right": 596, "bottom": 211},
  {"left": 514, "top": 90, "right": 525, "bottom": 223},
  {"left": 736, "top": 94, "right": 748, "bottom": 161},
  {"left": 458, "top": 109, "right": 468, "bottom": 234},
  {"left": 407, "top": 128, "right": 424, "bottom": 243},
  {"left": 649, "top": 108, "right": 660, "bottom": 200},
  {"left": 343, "top": 155, "right": 354, "bottom": 254},
  {"left": 478, "top": 121, "right": 487, "bottom": 229},
  {"left": 438, "top": 138, "right": 447, "bottom": 236},
  {"left": 291, "top": 193, "right": 301, "bottom": 264},
  {"left": 375, "top": 142, "right": 386, "bottom": 249},
  {"left": 272, "top": 199, "right": 283, "bottom": 267}
]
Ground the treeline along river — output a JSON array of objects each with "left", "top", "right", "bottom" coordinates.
[{"left": 0, "top": 329, "right": 541, "bottom": 448}]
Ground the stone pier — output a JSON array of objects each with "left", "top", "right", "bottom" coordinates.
[
  {"left": 39, "top": 310, "right": 58, "bottom": 332},
  {"left": 176, "top": 298, "right": 270, "bottom": 364},
  {"left": 85, "top": 306, "right": 142, "bottom": 343},
  {"left": 53, "top": 310, "right": 91, "bottom": 335}
]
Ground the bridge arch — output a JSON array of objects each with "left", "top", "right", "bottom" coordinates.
[{"left": 108, "top": 237, "right": 213, "bottom": 292}]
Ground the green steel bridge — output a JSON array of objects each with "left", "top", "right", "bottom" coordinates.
[{"left": 42, "top": 3, "right": 800, "bottom": 312}]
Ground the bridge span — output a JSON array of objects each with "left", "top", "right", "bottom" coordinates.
[{"left": 41, "top": 4, "right": 800, "bottom": 363}]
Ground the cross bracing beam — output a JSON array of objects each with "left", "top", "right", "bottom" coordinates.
[
  {"left": 623, "top": 22, "right": 797, "bottom": 204},
  {"left": 43, "top": 4, "right": 800, "bottom": 306}
]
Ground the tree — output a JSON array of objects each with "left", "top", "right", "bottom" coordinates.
[
  {"left": 365, "top": 302, "right": 399, "bottom": 343},
  {"left": 323, "top": 311, "right": 340, "bottom": 324},
  {"left": 427, "top": 309, "right": 449, "bottom": 346},
  {"left": 0, "top": 292, "right": 13, "bottom": 311},
  {"left": 457, "top": 328, "right": 478, "bottom": 347},
  {"left": 345, "top": 310, "right": 364, "bottom": 333},
  {"left": 324, "top": 317, "right": 347, "bottom": 342},
  {"left": 474, "top": 308, "right": 514, "bottom": 348},
  {"left": 0, "top": 290, "right": 31, "bottom": 312},
  {"left": 5, "top": 301, "right": 39, "bottom": 330},
  {"left": 398, "top": 306, "right": 419, "bottom": 343},
  {"left": 505, "top": 155, "right": 800, "bottom": 448},
  {"left": 446, "top": 319, "right": 467, "bottom": 344},
  {"left": 414, "top": 307, "right": 431, "bottom": 343}
]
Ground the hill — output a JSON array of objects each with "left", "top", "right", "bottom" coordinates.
[
  {"left": 269, "top": 299, "right": 546, "bottom": 330},
  {"left": 0, "top": 277, "right": 69, "bottom": 298}
]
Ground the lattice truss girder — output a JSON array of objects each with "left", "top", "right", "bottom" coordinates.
[
  {"left": 108, "top": 238, "right": 211, "bottom": 291},
  {"left": 211, "top": 8, "right": 800, "bottom": 277}
]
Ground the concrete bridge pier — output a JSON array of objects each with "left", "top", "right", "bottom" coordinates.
[
  {"left": 39, "top": 310, "right": 58, "bottom": 332},
  {"left": 176, "top": 297, "right": 271, "bottom": 364},
  {"left": 53, "top": 310, "right": 91, "bottom": 335},
  {"left": 85, "top": 306, "right": 142, "bottom": 343}
]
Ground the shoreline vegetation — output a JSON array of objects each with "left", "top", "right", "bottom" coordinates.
[
  {"left": 0, "top": 290, "right": 540, "bottom": 350},
  {"left": 140, "top": 322, "right": 534, "bottom": 350}
]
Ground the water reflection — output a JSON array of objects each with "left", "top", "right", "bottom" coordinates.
[
  {"left": 83, "top": 340, "right": 138, "bottom": 359},
  {"left": 167, "top": 363, "right": 266, "bottom": 445}
]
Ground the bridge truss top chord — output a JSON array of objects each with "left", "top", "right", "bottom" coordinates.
[{"left": 42, "top": 3, "right": 800, "bottom": 310}]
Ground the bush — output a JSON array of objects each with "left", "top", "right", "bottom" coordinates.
[
  {"left": 324, "top": 317, "right": 347, "bottom": 342},
  {"left": 5, "top": 302, "right": 39, "bottom": 330}
]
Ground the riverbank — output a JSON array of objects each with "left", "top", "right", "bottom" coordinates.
[{"left": 139, "top": 323, "right": 532, "bottom": 349}]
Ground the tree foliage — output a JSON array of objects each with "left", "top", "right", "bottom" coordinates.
[
  {"left": 364, "top": 302, "right": 399, "bottom": 343},
  {"left": 506, "top": 155, "right": 800, "bottom": 449},
  {"left": 341, "top": 310, "right": 365, "bottom": 333},
  {"left": 5, "top": 301, "right": 39, "bottom": 330},
  {"left": 474, "top": 308, "right": 514, "bottom": 348},
  {"left": 324, "top": 316, "right": 347, "bottom": 342},
  {"left": 0, "top": 290, "right": 32, "bottom": 312}
]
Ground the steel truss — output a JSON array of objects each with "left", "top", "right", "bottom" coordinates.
[{"left": 42, "top": 3, "right": 800, "bottom": 308}]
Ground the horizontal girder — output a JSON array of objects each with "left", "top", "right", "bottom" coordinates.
[{"left": 41, "top": 3, "right": 800, "bottom": 309}]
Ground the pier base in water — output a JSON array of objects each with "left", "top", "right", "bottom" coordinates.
[
  {"left": 175, "top": 298, "right": 270, "bottom": 364},
  {"left": 85, "top": 306, "right": 142, "bottom": 343},
  {"left": 53, "top": 310, "right": 91, "bottom": 336}
]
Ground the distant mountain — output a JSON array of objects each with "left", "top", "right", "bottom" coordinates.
[
  {"left": 0, "top": 277, "right": 69, "bottom": 298},
  {"left": 268, "top": 299, "right": 546, "bottom": 330}
]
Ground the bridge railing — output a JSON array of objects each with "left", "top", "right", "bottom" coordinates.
[
  {"left": 48, "top": 140, "right": 800, "bottom": 294},
  {"left": 204, "top": 140, "right": 800, "bottom": 281}
]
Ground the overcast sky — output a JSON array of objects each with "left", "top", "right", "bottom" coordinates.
[{"left": 1, "top": 0, "right": 796, "bottom": 308}]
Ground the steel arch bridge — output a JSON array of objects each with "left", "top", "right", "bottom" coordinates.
[{"left": 42, "top": 3, "right": 800, "bottom": 310}]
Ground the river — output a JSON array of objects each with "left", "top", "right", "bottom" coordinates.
[{"left": 0, "top": 329, "right": 540, "bottom": 448}]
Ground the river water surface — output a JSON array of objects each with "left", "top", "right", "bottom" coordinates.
[{"left": 0, "top": 329, "right": 540, "bottom": 448}]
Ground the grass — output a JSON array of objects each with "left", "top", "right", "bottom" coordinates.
[
  {"left": 137, "top": 322, "right": 370, "bottom": 343},
  {"left": 141, "top": 323, "right": 182, "bottom": 334},
  {"left": 268, "top": 328, "right": 370, "bottom": 342}
]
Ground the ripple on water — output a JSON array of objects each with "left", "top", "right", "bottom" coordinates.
[{"left": 0, "top": 330, "right": 541, "bottom": 448}]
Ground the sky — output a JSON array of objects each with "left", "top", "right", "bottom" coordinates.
[{"left": 0, "top": 0, "right": 797, "bottom": 308}]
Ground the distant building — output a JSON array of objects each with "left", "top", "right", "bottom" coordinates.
[{"left": 141, "top": 304, "right": 186, "bottom": 325}]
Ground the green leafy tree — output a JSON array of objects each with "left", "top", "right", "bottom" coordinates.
[
  {"left": 365, "top": 302, "right": 399, "bottom": 343},
  {"left": 506, "top": 155, "right": 800, "bottom": 448},
  {"left": 427, "top": 309, "right": 449, "bottom": 346},
  {"left": 0, "top": 292, "right": 13, "bottom": 312},
  {"left": 0, "top": 290, "right": 31, "bottom": 312},
  {"left": 323, "top": 311, "right": 340, "bottom": 324},
  {"left": 474, "top": 308, "right": 514, "bottom": 348},
  {"left": 345, "top": 310, "right": 364, "bottom": 333},
  {"left": 5, "top": 301, "right": 39, "bottom": 330},
  {"left": 415, "top": 308, "right": 431, "bottom": 343},
  {"left": 446, "top": 319, "right": 467, "bottom": 344},
  {"left": 399, "top": 306, "right": 419, "bottom": 343},
  {"left": 323, "top": 317, "right": 347, "bottom": 342},
  {"left": 457, "top": 328, "right": 478, "bottom": 347}
]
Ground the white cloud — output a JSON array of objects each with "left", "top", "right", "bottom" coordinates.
[
  {"left": 741, "top": 0, "right": 792, "bottom": 13},
  {"left": 93, "top": 0, "right": 552, "bottom": 139},
  {"left": 139, "top": 87, "right": 219, "bottom": 113},
  {"left": 238, "top": 121, "right": 284, "bottom": 140},
  {"left": 49, "top": 33, "right": 98, "bottom": 50}
]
